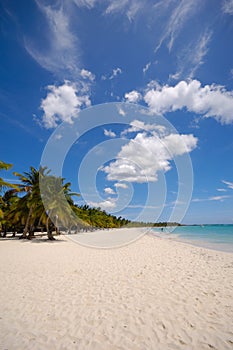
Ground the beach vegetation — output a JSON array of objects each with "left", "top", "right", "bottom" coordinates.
[{"left": 0, "top": 161, "right": 130, "bottom": 239}]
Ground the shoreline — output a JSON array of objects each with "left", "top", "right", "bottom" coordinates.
[
  {"left": 150, "top": 230, "right": 233, "bottom": 254},
  {"left": 148, "top": 226, "right": 233, "bottom": 254},
  {"left": 2, "top": 225, "right": 233, "bottom": 253}
]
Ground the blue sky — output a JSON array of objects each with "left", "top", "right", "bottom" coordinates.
[{"left": 1, "top": 0, "right": 233, "bottom": 224}]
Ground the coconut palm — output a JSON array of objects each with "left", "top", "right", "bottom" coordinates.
[
  {"left": 13, "top": 166, "right": 81, "bottom": 239},
  {"left": 1, "top": 189, "right": 21, "bottom": 236},
  {"left": 13, "top": 166, "right": 48, "bottom": 239},
  {"left": 40, "top": 174, "right": 81, "bottom": 237},
  {"left": 0, "top": 161, "right": 16, "bottom": 190},
  {"left": 0, "top": 161, "right": 19, "bottom": 233}
]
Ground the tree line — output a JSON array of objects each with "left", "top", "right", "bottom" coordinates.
[{"left": 0, "top": 161, "right": 130, "bottom": 240}]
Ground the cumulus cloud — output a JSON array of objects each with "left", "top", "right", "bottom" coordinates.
[
  {"left": 40, "top": 81, "right": 91, "bottom": 128},
  {"left": 125, "top": 90, "right": 142, "bottom": 103},
  {"left": 104, "top": 187, "right": 116, "bottom": 195},
  {"left": 109, "top": 67, "right": 122, "bottom": 80},
  {"left": 102, "top": 131, "right": 197, "bottom": 183},
  {"left": 144, "top": 79, "right": 233, "bottom": 124},
  {"left": 121, "top": 120, "right": 166, "bottom": 136},
  {"left": 101, "top": 67, "right": 122, "bottom": 81},
  {"left": 169, "top": 72, "right": 181, "bottom": 81},
  {"left": 90, "top": 198, "right": 116, "bottom": 210},
  {"left": 114, "top": 182, "right": 128, "bottom": 189},
  {"left": 104, "top": 129, "right": 116, "bottom": 138},
  {"left": 117, "top": 106, "right": 126, "bottom": 116},
  {"left": 80, "top": 69, "right": 95, "bottom": 81},
  {"left": 222, "top": 0, "right": 233, "bottom": 15}
]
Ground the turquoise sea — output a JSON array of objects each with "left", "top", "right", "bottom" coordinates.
[{"left": 151, "top": 224, "right": 233, "bottom": 253}]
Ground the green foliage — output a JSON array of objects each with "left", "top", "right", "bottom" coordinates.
[
  {"left": 74, "top": 205, "right": 130, "bottom": 229},
  {"left": 128, "top": 221, "right": 181, "bottom": 227},
  {"left": 0, "top": 161, "right": 18, "bottom": 192},
  {"left": 0, "top": 160, "right": 181, "bottom": 238},
  {"left": 0, "top": 161, "right": 130, "bottom": 238}
]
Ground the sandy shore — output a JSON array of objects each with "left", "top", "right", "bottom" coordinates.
[{"left": 0, "top": 229, "right": 233, "bottom": 350}]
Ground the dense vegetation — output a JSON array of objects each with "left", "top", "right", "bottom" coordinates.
[
  {"left": 127, "top": 221, "right": 181, "bottom": 227},
  {"left": 0, "top": 160, "right": 180, "bottom": 240},
  {"left": 0, "top": 161, "right": 130, "bottom": 240}
]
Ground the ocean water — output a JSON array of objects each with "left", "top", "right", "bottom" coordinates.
[{"left": 150, "top": 224, "right": 233, "bottom": 253}]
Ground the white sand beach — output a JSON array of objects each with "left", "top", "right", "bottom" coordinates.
[{"left": 0, "top": 228, "right": 233, "bottom": 350}]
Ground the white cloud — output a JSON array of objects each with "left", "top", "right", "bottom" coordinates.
[
  {"left": 189, "top": 31, "right": 212, "bottom": 78},
  {"left": 109, "top": 67, "right": 122, "bottom": 80},
  {"left": 127, "top": 204, "right": 160, "bottom": 209},
  {"left": 40, "top": 81, "right": 91, "bottom": 128},
  {"left": 222, "top": 0, "right": 233, "bottom": 15},
  {"left": 125, "top": 90, "right": 142, "bottom": 103},
  {"left": 104, "top": 129, "right": 116, "bottom": 138},
  {"left": 54, "top": 134, "right": 63, "bottom": 140},
  {"left": 25, "top": 1, "right": 80, "bottom": 77},
  {"left": 74, "top": 0, "right": 145, "bottom": 21},
  {"left": 209, "top": 195, "right": 230, "bottom": 201},
  {"left": 174, "top": 30, "right": 212, "bottom": 79},
  {"left": 144, "top": 79, "right": 233, "bottom": 124},
  {"left": 104, "top": 187, "right": 116, "bottom": 195},
  {"left": 217, "top": 188, "right": 227, "bottom": 192},
  {"left": 90, "top": 198, "right": 116, "bottom": 210},
  {"left": 121, "top": 120, "right": 166, "bottom": 136},
  {"left": 114, "top": 182, "right": 128, "bottom": 189},
  {"left": 192, "top": 198, "right": 205, "bottom": 203},
  {"left": 101, "top": 67, "right": 122, "bottom": 81},
  {"left": 155, "top": 0, "right": 201, "bottom": 52},
  {"left": 193, "top": 195, "right": 230, "bottom": 202},
  {"left": 169, "top": 72, "right": 181, "bottom": 81},
  {"left": 80, "top": 69, "right": 95, "bottom": 81},
  {"left": 143, "top": 62, "right": 151, "bottom": 74},
  {"left": 102, "top": 131, "right": 197, "bottom": 183},
  {"left": 222, "top": 180, "right": 233, "bottom": 189},
  {"left": 105, "top": 0, "right": 129, "bottom": 14},
  {"left": 72, "top": 0, "right": 96, "bottom": 8},
  {"left": 117, "top": 107, "right": 126, "bottom": 116},
  {"left": 162, "top": 133, "right": 198, "bottom": 156},
  {"left": 126, "top": 1, "right": 143, "bottom": 21},
  {"left": 105, "top": 0, "right": 143, "bottom": 21}
]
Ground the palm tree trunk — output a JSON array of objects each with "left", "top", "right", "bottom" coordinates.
[
  {"left": 29, "top": 224, "right": 35, "bottom": 239},
  {"left": 46, "top": 216, "right": 55, "bottom": 240},
  {"left": 20, "top": 206, "right": 33, "bottom": 239}
]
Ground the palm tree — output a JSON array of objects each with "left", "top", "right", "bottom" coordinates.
[
  {"left": 0, "top": 161, "right": 16, "bottom": 190},
  {"left": 13, "top": 166, "right": 81, "bottom": 240},
  {"left": 0, "top": 161, "right": 19, "bottom": 234},
  {"left": 13, "top": 166, "right": 48, "bottom": 239},
  {"left": 1, "top": 189, "right": 21, "bottom": 236},
  {"left": 40, "top": 174, "right": 81, "bottom": 237}
]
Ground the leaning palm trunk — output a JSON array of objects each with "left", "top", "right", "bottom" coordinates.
[
  {"left": 21, "top": 206, "right": 33, "bottom": 239},
  {"left": 46, "top": 215, "right": 55, "bottom": 240}
]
